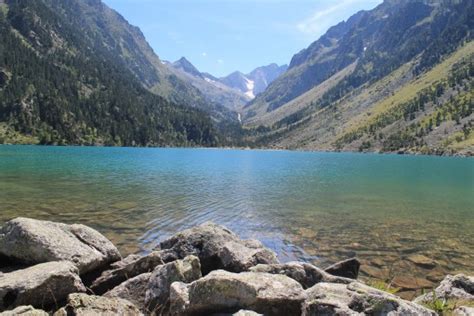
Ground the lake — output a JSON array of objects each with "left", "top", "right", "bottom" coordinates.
[{"left": 0, "top": 145, "right": 473, "bottom": 298}]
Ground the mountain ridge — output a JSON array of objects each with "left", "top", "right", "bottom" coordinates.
[{"left": 166, "top": 57, "right": 287, "bottom": 110}]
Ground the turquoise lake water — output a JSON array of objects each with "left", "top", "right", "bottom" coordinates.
[{"left": 0, "top": 145, "right": 473, "bottom": 296}]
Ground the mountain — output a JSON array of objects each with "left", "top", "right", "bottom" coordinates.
[
  {"left": 219, "top": 71, "right": 253, "bottom": 98},
  {"left": 167, "top": 57, "right": 249, "bottom": 111},
  {"left": 248, "top": 64, "right": 289, "bottom": 95},
  {"left": 172, "top": 57, "right": 204, "bottom": 79},
  {"left": 167, "top": 57, "right": 287, "bottom": 111},
  {"left": 0, "top": 0, "right": 221, "bottom": 146},
  {"left": 244, "top": 0, "right": 474, "bottom": 155},
  {"left": 219, "top": 64, "right": 288, "bottom": 99}
]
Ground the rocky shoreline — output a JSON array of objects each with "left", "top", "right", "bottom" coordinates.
[{"left": 0, "top": 218, "right": 472, "bottom": 315}]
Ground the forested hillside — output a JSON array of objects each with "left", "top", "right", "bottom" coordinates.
[{"left": 0, "top": 0, "right": 220, "bottom": 147}]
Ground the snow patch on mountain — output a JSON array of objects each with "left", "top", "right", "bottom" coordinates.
[{"left": 245, "top": 78, "right": 255, "bottom": 99}]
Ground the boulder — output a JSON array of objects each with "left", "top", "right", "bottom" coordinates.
[
  {"left": 104, "top": 273, "right": 151, "bottom": 313},
  {"left": 414, "top": 274, "right": 474, "bottom": 304},
  {"left": 324, "top": 258, "right": 360, "bottom": 279},
  {"left": 249, "top": 262, "right": 352, "bottom": 289},
  {"left": 169, "top": 270, "right": 306, "bottom": 315},
  {"left": 231, "top": 311, "right": 263, "bottom": 316},
  {"left": 90, "top": 251, "right": 167, "bottom": 295},
  {"left": 0, "top": 261, "right": 85, "bottom": 311},
  {"left": 54, "top": 293, "right": 142, "bottom": 316},
  {"left": 159, "top": 222, "right": 278, "bottom": 274},
  {"left": 0, "top": 306, "right": 48, "bottom": 315},
  {"left": 454, "top": 306, "right": 474, "bottom": 315},
  {"left": 145, "top": 255, "right": 201, "bottom": 314},
  {"left": 0, "top": 218, "right": 120, "bottom": 274},
  {"left": 303, "top": 281, "right": 436, "bottom": 315},
  {"left": 406, "top": 254, "right": 436, "bottom": 269}
]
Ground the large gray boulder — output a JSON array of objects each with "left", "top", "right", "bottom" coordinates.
[
  {"left": 169, "top": 270, "right": 306, "bottom": 315},
  {"left": 145, "top": 255, "right": 202, "bottom": 314},
  {"left": 104, "top": 273, "right": 151, "bottom": 313},
  {"left": 0, "top": 306, "right": 48, "bottom": 315},
  {"left": 0, "top": 261, "right": 86, "bottom": 311},
  {"left": 54, "top": 293, "right": 142, "bottom": 316},
  {"left": 324, "top": 258, "right": 360, "bottom": 279},
  {"left": 249, "top": 262, "right": 352, "bottom": 289},
  {"left": 90, "top": 251, "right": 168, "bottom": 295},
  {"left": 0, "top": 218, "right": 121, "bottom": 274},
  {"left": 414, "top": 274, "right": 474, "bottom": 304},
  {"left": 454, "top": 306, "right": 474, "bottom": 315},
  {"left": 159, "top": 222, "right": 278, "bottom": 274},
  {"left": 303, "top": 281, "right": 436, "bottom": 315}
]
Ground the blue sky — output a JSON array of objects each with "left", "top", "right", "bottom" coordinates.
[{"left": 103, "top": 0, "right": 382, "bottom": 77}]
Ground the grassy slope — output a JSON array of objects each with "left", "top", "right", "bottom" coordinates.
[
  {"left": 244, "top": 62, "right": 357, "bottom": 127},
  {"left": 258, "top": 41, "right": 474, "bottom": 155}
]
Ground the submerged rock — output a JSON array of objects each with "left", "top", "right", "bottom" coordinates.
[
  {"left": 104, "top": 273, "right": 151, "bottom": 313},
  {"left": 169, "top": 270, "right": 306, "bottom": 315},
  {"left": 406, "top": 254, "right": 436, "bottom": 269},
  {"left": 0, "top": 218, "right": 120, "bottom": 274},
  {"left": 324, "top": 257, "right": 360, "bottom": 279},
  {"left": 303, "top": 281, "right": 436, "bottom": 315},
  {"left": 0, "top": 305, "right": 48, "bottom": 315},
  {"left": 392, "top": 275, "right": 434, "bottom": 291},
  {"left": 0, "top": 261, "right": 85, "bottom": 311},
  {"left": 159, "top": 222, "right": 278, "bottom": 274},
  {"left": 249, "top": 262, "right": 352, "bottom": 289},
  {"left": 414, "top": 274, "right": 474, "bottom": 303},
  {"left": 90, "top": 251, "right": 167, "bottom": 295},
  {"left": 54, "top": 293, "right": 142, "bottom": 316},
  {"left": 145, "top": 255, "right": 201, "bottom": 314}
]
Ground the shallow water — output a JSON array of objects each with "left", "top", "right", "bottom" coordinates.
[{"left": 0, "top": 146, "right": 473, "bottom": 297}]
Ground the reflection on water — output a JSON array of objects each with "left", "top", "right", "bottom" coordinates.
[{"left": 0, "top": 146, "right": 473, "bottom": 298}]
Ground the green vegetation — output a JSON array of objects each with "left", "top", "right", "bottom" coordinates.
[
  {"left": 421, "top": 294, "right": 474, "bottom": 315},
  {"left": 335, "top": 49, "right": 474, "bottom": 154},
  {"left": 366, "top": 279, "right": 400, "bottom": 295}
]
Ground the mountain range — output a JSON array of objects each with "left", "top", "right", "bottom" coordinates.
[
  {"left": 0, "top": 0, "right": 472, "bottom": 155},
  {"left": 166, "top": 58, "right": 287, "bottom": 111}
]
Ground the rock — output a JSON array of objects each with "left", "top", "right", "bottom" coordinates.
[
  {"left": 454, "top": 306, "right": 474, "bottom": 316},
  {"left": 54, "top": 293, "right": 142, "bottom": 316},
  {"left": 414, "top": 274, "right": 474, "bottom": 304},
  {"left": 104, "top": 273, "right": 151, "bottom": 313},
  {"left": 360, "top": 265, "right": 389, "bottom": 280},
  {"left": 406, "top": 254, "right": 436, "bottom": 269},
  {"left": 249, "top": 262, "right": 352, "bottom": 289},
  {"left": 159, "top": 222, "right": 278, "bottom": 274},
  {"left": 145, "top": 255, "right": 201, "bottom": 314},
  {"left": 303, "top": 281, "right": 436, "bottom": 315},
  {"left": 0, "top": 261, "right": 86, "bottom": 311},
  {"left": 324, "top": 258, "right": 360, "bottom": 279},
  {"left": 0, "top": 306, "right": 48, "bottom": 315},
  {"left": 392, "top": 275, "right": 434, "bottom": 291},
  {"left": 0, "top": 218, "right": 120, "bottom": 274},
  {"left": 169, "top": 270, "right": 306, "bottom": 315},
  {"left": 210, "top": 311, "right": 263, "bottom": 316},
  {"left": 90, "top": 251, "right": 167, "bottom": 295},
  {"left": 232, "top": 311, "right": 263, "bottom": 316}
]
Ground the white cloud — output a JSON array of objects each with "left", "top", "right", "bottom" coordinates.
[
  {"left": 201, "top": 52, "right": 207, "bottom": 57},
  {"left": 297, "top": 0, "right": 357, "bottom": 36},
  {"left": 217, "top": 59, "right": 224, "bottom": 64}
]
